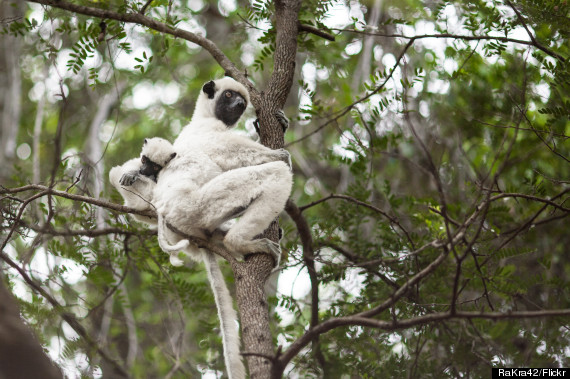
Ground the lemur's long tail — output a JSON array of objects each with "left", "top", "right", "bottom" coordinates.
[
  {"left": 202, "top": 251, "right": 245, "bottom": 379},
  {"left": 157, "top": 214, "right": 189, "bottom": 266},
  {"left": 158, "top": 215, "right": 244, "bottom": 377}
]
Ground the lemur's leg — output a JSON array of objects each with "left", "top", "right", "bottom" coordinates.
[{"left": 194, "top": 161, "right": 292, "bottom": 264}]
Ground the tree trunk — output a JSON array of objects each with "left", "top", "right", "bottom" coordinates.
[
  {"left": 0, "top": 1, "right": 23, "bottom": 183},
  {"left": 0, "top": 275, "right": 63, "bottom": 379},
  {"left": 231, "top": 0, "right": 301, "bottom": 377},
  {"left": 232, "top": 254, "right": 277, "bottom": 378}
]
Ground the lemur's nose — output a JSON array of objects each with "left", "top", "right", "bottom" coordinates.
[{"left": 234, "top": 97, "right": 245, "bottom": 109}]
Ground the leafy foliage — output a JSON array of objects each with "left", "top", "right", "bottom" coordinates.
[{"left": 0, "top": 0, "right": 569, "bottom": 377}]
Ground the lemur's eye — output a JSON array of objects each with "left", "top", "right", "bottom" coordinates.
[
  {"left": 141, "top": 156, "right": 148, "bottom": 164},
  {"left": 225, "top": 91, "right": 232, "bottom": 98}
]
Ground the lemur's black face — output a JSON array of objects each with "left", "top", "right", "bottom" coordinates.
[
  {"left": 139, "top": 155, "right": 162, "bottom": 182},
  {"left": 202, "top": 80, "right": 248, "bottom": 126},
  {"left": 214, "top": 89, "right": 247, "bottom": 127}
]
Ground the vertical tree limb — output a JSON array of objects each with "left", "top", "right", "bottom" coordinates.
[
  {"left": 285, "top": 200, "right": 327, "bottom": 376},
  {"left": 232, "top": 0, "right": 301, "bottom": 377},
  {"left": 0, "top": 1, "right": 23, "bottom": 182}
]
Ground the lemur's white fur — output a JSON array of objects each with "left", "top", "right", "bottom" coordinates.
[
  {"left": 108, "top": 137, "right": 176, "bottom": 225},
  {"left": 167, "top": 78, "right": 292, "bottom": 260},
  {"left": 127, "top": 138, "right": 193, "bottom": 265},
  {"left": 141, "top": 137, "right": 177, "bottom": 167},
  {"left": 109, "top": 77, "right": 293, "bottom": 379},
  {"left": 204, "top": 252, "right": 243, "bottom": 379}
]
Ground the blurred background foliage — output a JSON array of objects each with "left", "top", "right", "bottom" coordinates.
[{"left": 1, "top": 0, "right": 568, "bottom": 377}]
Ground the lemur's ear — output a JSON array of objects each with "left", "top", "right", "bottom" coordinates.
[
  {"left": 144, "top": 138, "right": 148, "bottom": 144},
  {"left": 170, "top": 152, "right": 177, "bottom": 159},
  {"left": 203, "top": 81, "right": 216, "bottom": 99}
]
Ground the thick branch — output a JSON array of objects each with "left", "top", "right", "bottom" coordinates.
[
  {"left": 277, "top": 308, "right": 570, "bottom": 368},
  {"left": 0, "top": 278, "right": 62, "bottom": 379},
  {"left": 1, "top": 184, "right": 155, "bottom": 219},
  {"left": 25, "top": 0, "right": 259, "bottom": 100},
  {"left": 298, "top": 23, "right": 335, "bottom": 41},
  {"left": 23, "top": 225, "right": 154, "bottom": 237},
  {"left": 1, "top": 184, "right": 236, "bottom": 261},
  {"left": 265, "top": 0, "right": 302, "bottom": 109},
  {"left": 233, "top": 2, "right": 302, "bottom": 378}
]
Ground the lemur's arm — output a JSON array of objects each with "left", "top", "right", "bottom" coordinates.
[{"left": 208, "top": 135, "right": 291, "bottom": 171}]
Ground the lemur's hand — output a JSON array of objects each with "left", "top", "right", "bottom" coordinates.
[{"left": 119, "top": 171, "right": 140, "bottom": 186}]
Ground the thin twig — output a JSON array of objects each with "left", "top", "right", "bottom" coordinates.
[
  {"left": 505, "top": 0, "right": 564, "bottom": 61},
  {"left": 298, "top": 22, "right": 335, "bottom": 41},
  {"left": 299, "top": 193, "right": 415, "bottom": 249},
  {"left": 336, "top": 29, "right": 566, "bottom": 62},
  {"left": 139, "top": 0, "right": 154, "bottom": 14},
  {"left": 490, "top": 190, "right": 570, "bottom": 213},
  {"left": 286, "top": 39, "right": 415, "bottom": 147},
  {"left": 1, "top": 184, "right": 155, "bottom": 219},
  {"left": 317, "top": 241, "right": 399, "bottom": 289}
]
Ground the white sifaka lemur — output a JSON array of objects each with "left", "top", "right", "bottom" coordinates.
[
  {"left": 109, "top": 77, "right": 293, "bottom": 379},
  {"left": 155, "top": 77, "right": 292, "bottom": 262},
  {"left": 111, "top": 137, "right": 192, "bottom": 265},
  {"left": 108, "top": 137, "right": 177, "bottom": 225}
]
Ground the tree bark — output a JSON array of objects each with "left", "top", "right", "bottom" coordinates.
[
  {"left": 232, "top": 255, "right": 276, "bottom": 379},
  {"left": 0, "top": 276, "right": 63, "bottom": 379},
  {"left": 231, "top": 0, "right": 301, "bottom": 377}
]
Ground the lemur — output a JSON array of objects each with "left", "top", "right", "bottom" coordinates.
[
  {"left": 161, "top": 77, "right": 292, "bottom": 260},
  {"left": 115, "top": 137, "right": 195, "bottom": 266},
  {"left": 108, "top": 137, "right": 176, "bottom": 225},
  {"left": 109, "top": 77, "right": 293, "bottom": 379}
]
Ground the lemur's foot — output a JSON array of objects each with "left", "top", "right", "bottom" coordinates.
[
  {"left": 274, "top": 110, "right": 289, "bottom": 133},
  {"left": 224, "top": 237, "right": 281, "bottom": 267},
  {"left": 253, "top": 110, "right": 289, "bottom": 135}
]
